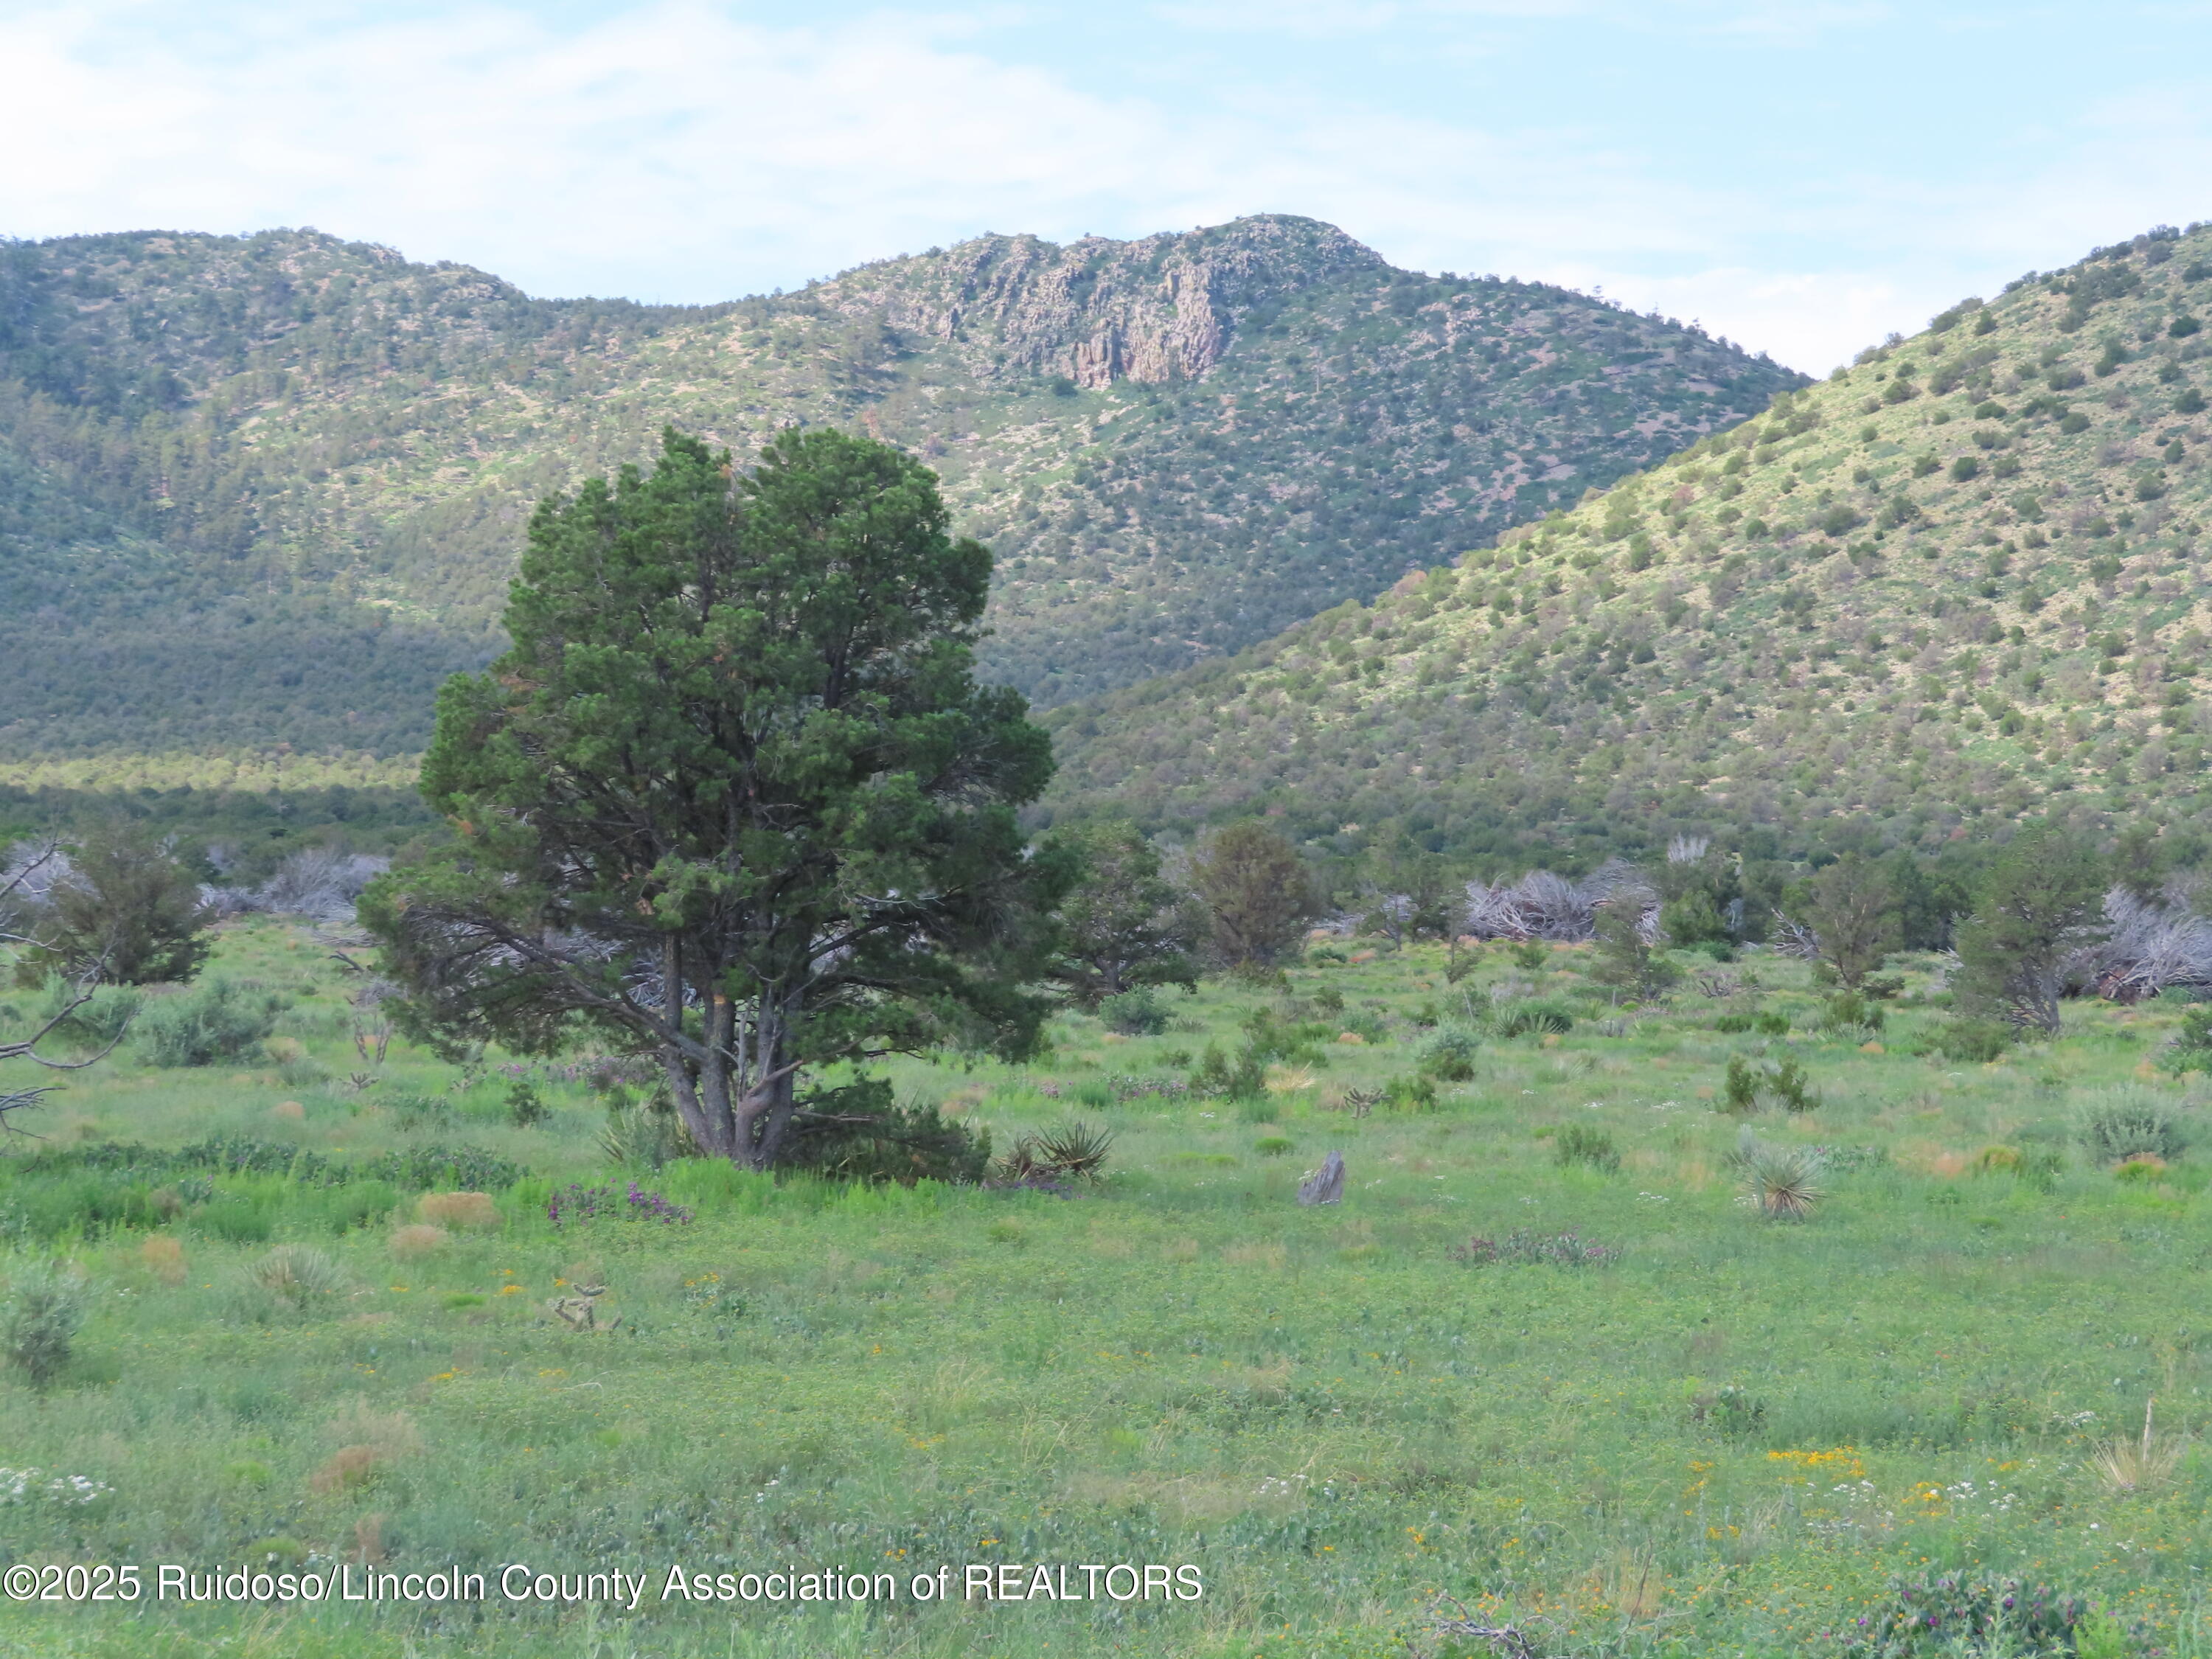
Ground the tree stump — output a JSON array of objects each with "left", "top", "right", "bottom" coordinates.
[{"left": 1297, "top": 1150, "right": 1345, "bottom": 1206}]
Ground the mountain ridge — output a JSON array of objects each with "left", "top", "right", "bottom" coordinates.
[
  {"left": 1037, "top": 220, "right": 2212, "bottom": 867},
  {"left": 0, "top": 215, "right": 1801, "bottom": 776}
]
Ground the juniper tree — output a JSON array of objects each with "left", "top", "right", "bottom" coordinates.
[
  {"left": 1044, "top": 820, "right": 1202, "bottom": 1007},
  {"left": 361, "top": 428, "right": 1070, "bottom": 1169},
  {"left": 1952, "top": 824, "right": 2109, "bottom": 1035}
]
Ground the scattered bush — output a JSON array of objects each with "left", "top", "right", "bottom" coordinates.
[
  {"left": 135, "top": 978, "right": 287, "bottom": 1068},
  {"left": 1099, "top": 989, "right": 1169, "bottom": 1036},
  {"left": 597, "top": 1087, "right": 698, "bottom": 1172},
  {"left": 1454, "top": 1229, "right": 1621, "bottom": 1267},
  {"left": 1823, "top": 992, "right": 1885, "bottom": 1034},
  {"left": 1, "top": 1260, "right": 89, "bottom": 1386},
  {"left": 1553, "top": 1123, "right": 1621, "bottom": 1172},
  {"left": 2074, "top": 1090, "right": 2188, "bottom": 1166},
  {"left": 1715, "top": 1011, "right": 1790, "bottom": 1035}
]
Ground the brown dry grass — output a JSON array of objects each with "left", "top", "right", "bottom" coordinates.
[
  {"left": 416, "top": 1191, "right": 499, "bottom": 1230},
  {"left": 139, "top": 1234, "right": 187, "bottom": 1286},
  {"left": 269, "top": 1100, "right": 306, "bottom": 1122},
  {"left": 388, "top": 1224, "right": 449, "bottom": 1260}
]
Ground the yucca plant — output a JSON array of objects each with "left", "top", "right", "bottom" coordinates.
[
  {"left": 248, "top": 1244, "right": 346, "bottom": 1310},
  {"left": 1032, "top": 1119, "right": 1114, "bottom": 1180},
  {"left": 2092, "top": 1397, "right": 2184, "bottom": 1496},
  {"left": 1731, "top": 1129, "right": 1823, "bottom": 1220}
]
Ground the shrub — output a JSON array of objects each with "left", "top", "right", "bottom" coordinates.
[
  {"left": 1839, "top": 1575, "right": 2087, "bottom": 1657},
  {"left": 785, "top": 1095, "right": 990, "bottom": 1186},
  {"left": 1419, "top": 1027, "right": 1480, "bottom": 1082},
  {"left": 994, "top": 1119, "right": 1113, "bottom": 1186},
  {"left": 1099, "top": 989, "right": 1169, "bottom": 1035},
  {"left": 2157, "top": 1002, "right": 2212, "bottom": 1073},
  {"left": 504, "top": 1080, "right": 549, "bottom": 1127},
  {"left": 1382, "top": 1074, "right": 1438, "bottom": 1113},
  {"left": 1494, "top": 1001, "right": 1573, "bottom": 1038},
  {"left": 1724, "top": 1054, "right": 1817, "bottom": 1113},
  {"left": 1454, "top": 1229, "right": 1620, "bottom": 1267},
  {"left": 135, "top": 978, "right": 287, "bottom": 1068},
  {"left": 1731, "top": 1130, "right": 1822, "bottom": 1219},
  {"left": 416, "top": 1192, "right": 499, "bottom": 1230},
  {"left": 247, "top": 1245, "right": 346, "bottom": 1310},
  {"left": 546, "top": 1181, "right": 695, "bottom": 1226},
  {"left": 1, "top": 1261, "right": 89, "bottom": 1386},
  {"left": 389, "top": 1223, "right": 450, "bottom": 1259},
  {"left": 2074, "top": 1090, "right": 2188, "bottom": 1165},
  {"left": 1553, "top": 1123, "right": 1620, "bottom": 1172},
  {"left": 1824, "top": 992, "right": 1885, "bottom": 1033},
  {"left": 1934, "top": 1018, "right": 2012, "bottom": 1062}
]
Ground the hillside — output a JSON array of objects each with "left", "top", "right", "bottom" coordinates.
[
  {"left": 1040, "top": 222, "right": 2212, "bottom": 866},
  {"left": 0, "top": 218, "right": 1798, "bottom": 780}
]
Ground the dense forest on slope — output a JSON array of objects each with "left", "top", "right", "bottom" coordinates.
[
  {"left": 1040, "top": 223, "right": 2212, "bottom": 869},
  {"left": 0, "top": 218, "right": 1798, "bottom": 772}
]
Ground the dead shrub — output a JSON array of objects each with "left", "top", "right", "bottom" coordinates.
[
  {"left": 389, "top": 1224, "right": 449, "bottom": 1261},
  {"left": 140, "top": 1234, "right": 187, "bottom": 1287},
  {"left": 311, "top": 1445, "right": 384, "bottom": 1494},
  {"left": 416, "top": 1192, "right": 500, "bottom": 1230},
  {"left": 270, "top": 1100, "right": 307, "bottom": 1123}
]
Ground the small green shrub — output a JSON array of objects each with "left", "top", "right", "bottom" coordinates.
[
  {"left": 504, "top": 1079, "right": 549, "bottom": 1127},
  {"left": 1454, "top": 1229, "right": 1620, "bottom": 1267},
  {"left": 1552, "top": 1123, "right": 1620, "bottom": 1172},
  {"left": 1099, "top": 989, "right": 1169, "bottom": 1036},
  {"left": 787, "top": 1093, "right": 991, "bottom": 1186},
  {"left": 2074, "top": 1090, "right": 2188, "bottom": 1166},
  {"left": 1705, "top": 1385, "right": 1767, "bottom": 1434},
  {"left": 1382, "top": 1074, "right": 1438, "bottom": 1112},
  {"left": 2, "top": 1260, "right": 90, "bottom": 1386},
  {"left": 1254, "top": 1136, "right": 1295, "bottom": 1157},
  {"left": 2157, "top": 1002, "right": 2212, "bottom": 1073},
  {"left": 1935, "top": 1018, "right": 2013, "bottom": 1062},
  {"left": 135, "top": 978, "right": 287, "bottom": 1068},
  {"left": 1509, "top": 939, "right": 1548, "bottom": 970},
  {"left": 1823, "top": 992, "right": 1885, "bottom": 1034},
  {"left": 1419, "top": 1027, "right": 1480, "bottom": 1082}
]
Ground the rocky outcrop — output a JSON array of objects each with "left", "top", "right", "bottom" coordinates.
[{"left": 817, "top": 214, "right": 1386, "bottom": 388}]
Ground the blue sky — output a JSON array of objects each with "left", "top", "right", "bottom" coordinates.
[{"left": 3, "top": 0, "right": 2208, "bottom": 369}]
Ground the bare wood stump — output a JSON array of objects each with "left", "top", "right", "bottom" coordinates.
[{"left": 1297, "top": 1150, "right": 1345, "bottom": 1206}]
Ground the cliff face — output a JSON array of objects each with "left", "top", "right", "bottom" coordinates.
[{"left": 815, "top": 215, "right": 1388, "bottom": 387}]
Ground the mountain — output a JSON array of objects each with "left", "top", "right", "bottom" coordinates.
[
  {"left": 1038, "top": 222, "right": 2212, "bottom": 866},
  {"left": 0, "top": 217, "right": 1799, "bottom": 782}
]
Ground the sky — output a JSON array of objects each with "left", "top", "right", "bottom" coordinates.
[{"left": 2, "top": 1, "right": 2209, "bottom": 372}]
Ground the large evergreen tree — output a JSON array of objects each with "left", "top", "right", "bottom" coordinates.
[{"left": 362, "top": 428, "right": 1068, "bottom": 1169}]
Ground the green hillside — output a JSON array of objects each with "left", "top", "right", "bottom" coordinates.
[
  {"left": 1040, "top": 222, "right": 2212, "bottom": 866},
  {"left": 0, "top": 218, "right": 1797, "bottom": 779}
]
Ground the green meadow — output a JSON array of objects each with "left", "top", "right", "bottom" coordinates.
[{"left": 4, "top": 919, "right": 2211, "bottom": 1658}]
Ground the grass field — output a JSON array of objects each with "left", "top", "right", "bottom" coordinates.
[{"left": 3, "top": 920, "right": 2211, "bottom": 1658}]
